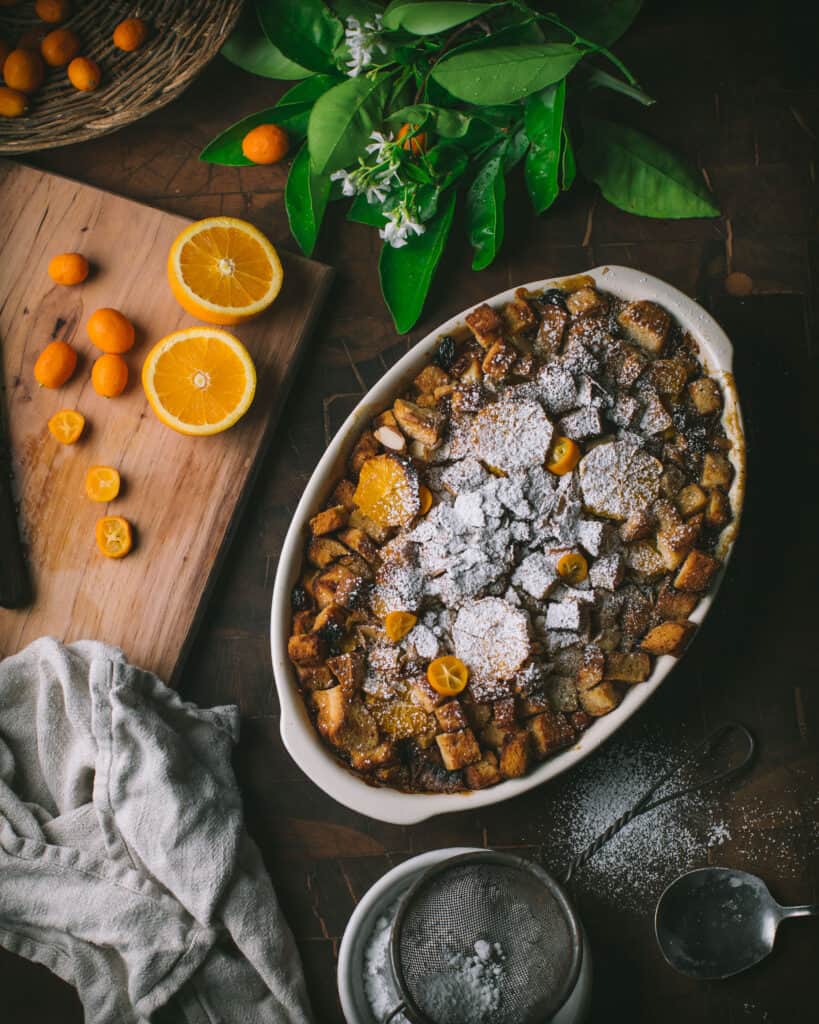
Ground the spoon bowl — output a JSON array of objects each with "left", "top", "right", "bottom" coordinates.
[{"left": 655, "top": 867, "right": 818, "bottom": 980}]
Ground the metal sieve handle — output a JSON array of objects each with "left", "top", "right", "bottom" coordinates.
[
  {"left": 559, "top": 721, "right": 755, "bottom": 884},
  {"left": 383, "top": 1004, "right": 409, "bottom": 1023}
]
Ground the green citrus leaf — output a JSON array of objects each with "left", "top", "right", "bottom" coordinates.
[
  {"left": 560, "top": 124, "right": 576, "bottom": 189},
  {"left": 347, "top": 193, "right": 389, "bottom": 227},
  {"left": 431, "top": 44, "right": 582, "bottom": 105},
  {"left": 257, "top": 0, "right": 344, "bottom": 75},
  {"left": 379, "top": 190, "right": 456, "bottom": 333},
  {"left": 221, "top": 4, "right": 310, "bottom": 79},
  {"left": 524, "top": 80, "right": 565, "bottom": 214},
  {"left": 308, "top": 75, "right": 389, "bottom": 174},
  {"left": 387, "top": 104, "right": 473, "bottom": 138},
  {"left": 285, "top": 144, "right": 331, "bottom": 256},
  {"left": 579, "top": 117, "right": 720, "bottom": 218},
  {"left": 383, "top": 1, "right": 499, "bottom": 35},
  {"left": 467, "top": 152, "right": 506, "bottom": 271}
]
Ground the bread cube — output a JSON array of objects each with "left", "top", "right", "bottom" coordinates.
[
  {"left": 559, "top": 406, "right": 604, "bottom": 441},
  {"left": 414, "top": 364, "right": 450, "bottom": 395},
  {"left": 287, "top": 633, "right": 326, "bottom": 667},
  {"left": 295, "top": 665, "right": 335, "bottom": 691},
  {"left": 314, "top": 563, "right": 366, "bottom": 609},
  {"left": 310, "top": 504, "right": 349, "bottom": 536},
  {"left": 688, "top": 377, "right": 723, "bottom": 415},
  {"left": 337, "top": 527, "right": 378, "bottom": 564},
  {"left": 705, "top": 488, "right": 730, "bottom": 527},
  {"left": 465, "top": 303, "right": 503, "bottom": 348},
  {"left": 701, "top": 451, "right": 732, "bottom": 490},
  {"left": 613, "top": 344, "right": 647, "bottom": 387},
  {"left": 620, "top": 509, "right": 654, "bottom": 542},
  {"left": 312, "top": 685, "right": 346, "bottom": 739},
  {"left": 677, "top": 483, "right": 707, "bottom": 517},
  {"left": 617, "top": 300, "right": 671, "bottom": 354},
  {"left": 645, "top": 359, "right": 689, "bottom": 401},
  {"left": 626, "top": 541, "right": 666, "bottom": 578},
  {"left": 435, "top": 700, "right": 468, "bottom": 733},
  {"left": 534, "top": 305, "right": 570, "bottom": 358},
  {"left": 604, "top": 651, "right": 651, "bottom": 683},
  {"left": 482, "top": 339, "right": 517, "bottom": 380},
  {"left": 589, "top": 553, "right": 625, "bottom": 591},
  {"left": 349, "top": 431, "right": 380, "bottom": 477},
  {"left": 292, "top": 610, "right": 315, "bottom": 634},
  {"left": 349, "top": 741, "right": 398, "bottom": 772},
  {"left": 527, "top": 710, "right": 574, "bottom": 759},
  {"left": 641, "top": 621, "right": 697, "bottom": 657},
  {"left": 571, "top": 710, "right": 593, "bottom": 732},
  {"left": 576, "top": 645, "right": 605, "bottom": 692},
  {"left": 331, "top": 478, "right": 357, "bottom": 511},
  {"left": 326, "top": 651, "right": 364, "bottom": 696},
  {"left": 436, "top": 728, "right": 482, "bottom": 770},
  {"left": 410, "top": 677, "right": 446, "bottom": 711},
  {"left": 657, "top": 519, "right": 700, "bottom": 571},
  {"left": 393, "top": 399, "right": 441, "bottom": 447},
  {"left": 655, "top": 582, "right": 699, "bottom": 621},
  {"left": 579, "top": 681, "right": 621, "bottom": 717},
  {"left": 499, "top": 730, "right": 531, "bottom": 778},
  {"left": 348, "top": 509, "right": 393, "bottom": 544},
  {"left": 566, "top": 286, "right": 607, "bottom": 317},
  {"left": 464, "top": 751, "right": 503, "bottom": 790},
  {"left": 312, "top": 602, "right": 347, "bottom": 636},
  {"left": 674, "top": 549, "right": 720, "bottom": 592},
  {"left": 503, "top": 295, "right": 538, "bottom": 336},
  {"left": 313, "top": 689, "right": 378, "bottom": 751},
  {"left": 492, "top": 697, "right": 518, "bottom": 728},
  {"left": 307, "top": 536, "right": 349, "bottom": 569}
]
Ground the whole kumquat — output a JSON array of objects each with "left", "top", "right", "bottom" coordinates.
[
  {"left": 34, "top": 339, "right": 77, "bottom": 388},
  {"left": 3, "top": 48, "right": 45, "bottom": 93},
  {"left": 48, "top": 408, "right": 84, "bottom": 444},
  {"left": 427, "top": 655, "right": 469, "bottom": 697},
  {"left": 397, "top": 122, "right": 428, "bottom": 155},
  {"left": 91, "top": 353, "right": 128, "bottom": 397},
  {"left": 95, "top": 515, "right": 133, "bottom": 558},
  {"left": 547, "top": 435, "right": 581, "bottom": 476},
  {"left": 384, "top": 611, "right": 417, "bottom": 643},
  {"left": 48, "top": 251, "right": 89, "bottom": 285},
  {"left": 85, "top": 465, "right": 121, "bottom": 502},
  {"left": 241, "top": 123, "right": 289, "bottom": 165},
  {"left": 41, "top": 27, "right": 80, "bottom": 67},
  {"left": 556, "top": 551, "right": 588, "bottom": 584},
  {"left": 67, "top": 55, "right": 100, "bottom": 92},
  {"left": 0, "top": 85, "right": 28, "bottom": 117},
  {"left": 87, "top": 307, "right": 135, "bottom": 353},
  {"left": 113, "top": 17, "right": 149, "bottom": 52}
]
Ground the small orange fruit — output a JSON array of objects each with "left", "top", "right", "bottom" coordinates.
[
  {"left": 556, "top": 551, "right": 588, "bottom": 584},
  {"left": 112, "top": 17, "right": 149, "bottom": 52},
  {"left": 397, "top": 123, "right": 428, "bottom": 156},
  {"left": 384, "top": 610, "right": 417, "bottom": 643},
  {"left": 34, "top": 339, "right": 77, "bottom": 388},
  {"left": 48, "top": 408, "right": 84, "bottom": 444},
  {"left": 91, "top": 353, "right": 128, "bottom": 397},
  {"left": 67, "top": 55, "right": 100, "bottom": 92},
  {"left": 167, "top": 216, "right": 283, "bottom": 325},
  {"left": 95, "top": 515, "right": 133, "bottom": 559},
  {"left": 241, "top": 123, "right": 290, "bottom": 165},
  {"left": 87, "top": 307, "right": 135, "bottom": 353},
  {"left": 48, "top": 251, "right": 89, "bottom": 285},
  {"left": 418, "top": 485, "right": 433, "bottom": 515},
  {"left": 40, "top": 27, "right": 80, "bottom": 67},
  {"left": 0, "top": 85, "right": 28, "bottom": 117},
  {"left": 85, "top": 465, "right": 121, "bottom": 502},
  {"left": 427, "top": 655, "right": 469, "bottom": 697},
  {"left": 3, "top": 49, "right": 45, "bottom": 93},
  {"left": 547, "top": 435, "right": 581, "bottom": 476},
  {"left": 35, "top": 0, "right": 71, "bottom": 23}
]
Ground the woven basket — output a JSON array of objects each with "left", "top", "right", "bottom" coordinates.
[{"left": 0, "top": 0, "right": 242, "bottom": 154}]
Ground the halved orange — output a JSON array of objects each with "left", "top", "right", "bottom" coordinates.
[
  {"left": 167, "top": 216, "right": 283, "bottom": 325},
  {"left": 141, "top": 327, "right": 256, "bottom": 436}
]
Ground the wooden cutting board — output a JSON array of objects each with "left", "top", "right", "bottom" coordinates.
[{"left": 0, "top": 161, "right": 332, "bottom": 683}]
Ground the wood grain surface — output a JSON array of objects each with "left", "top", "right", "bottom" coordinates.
[
  {"left": 0, "top": 162, "right": 332, "bottom": 683},
  {"left": 2, "top": 2, "right": 818, "bottom": 1022}
]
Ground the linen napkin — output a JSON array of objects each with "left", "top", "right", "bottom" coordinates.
[{"left": 0, "top": 637, "right": 314, "bottom": 1024}]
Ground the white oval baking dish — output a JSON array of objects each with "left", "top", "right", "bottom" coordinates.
[{"left": 270, "top": 266, "right": 746, "bottom": 825}]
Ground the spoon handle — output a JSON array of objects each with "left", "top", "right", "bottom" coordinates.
[{"left": 781, "top": 904, "right": 819, "bottom": 919}]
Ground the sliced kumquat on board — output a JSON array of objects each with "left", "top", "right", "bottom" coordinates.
[
  {"left": 556, "top": 551, "right": 588, "bottom": 583},
  {"left": 384, "top": 610, "right": 417, "bottom": 643},
  {"left": 48, "top": 408, "right": 84, "bottom": 444},
  {"left": 95, "top": 515, "right": 132, "bottom": 558},
  {"left": 547, "top": 435, "right": 581, "bottom": 476},
  {"left": 427, "top": 655, "right": 469, "bottom": 697},
  {"left": 85, "top": 465, "right": 120, "bottom": 502}
]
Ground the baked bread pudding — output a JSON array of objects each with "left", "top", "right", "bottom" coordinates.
[{"left": 287, "top": 276, "right": 737, "bottom": 793}]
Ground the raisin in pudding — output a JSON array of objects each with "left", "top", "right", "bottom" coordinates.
[{"left": 287, "top": 277, "right": 737, "bottom": 794}]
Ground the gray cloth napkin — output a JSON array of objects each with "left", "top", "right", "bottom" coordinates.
[{"left": 0, "top": 637, "right": 314, "bottom": 1024}]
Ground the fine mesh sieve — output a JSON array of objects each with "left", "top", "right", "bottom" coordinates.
[
  {"left": 380, "top": 722, "right": 755, "bottom": 1024},
  {"left": 389, "top": 852, "right": 581, "bottom": 1024}
]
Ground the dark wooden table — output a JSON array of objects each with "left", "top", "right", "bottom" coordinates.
[{"left": 4, "top": 2, "right": 818, "bottom": 1021}]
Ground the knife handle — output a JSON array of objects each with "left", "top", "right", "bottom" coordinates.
[{"left": 0, "top": 462, "right": 30, "bottom": 608}]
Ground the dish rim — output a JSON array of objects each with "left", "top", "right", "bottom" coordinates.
[{"left": 270, "top": 265, "right": 746, "bottom": 825}]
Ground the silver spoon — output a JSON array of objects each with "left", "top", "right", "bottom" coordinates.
[{"left": 655, "top": 866, "right": 818, "bottom": 979}]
